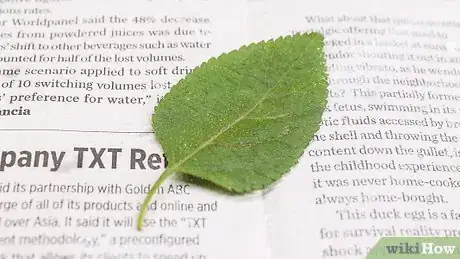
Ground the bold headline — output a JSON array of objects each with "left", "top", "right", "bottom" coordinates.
[{"left": 0, "top": 148, "right": 168, "bottom": 172}]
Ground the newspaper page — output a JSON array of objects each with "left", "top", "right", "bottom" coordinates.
[
  {"left": 0, "top": 0, "right": 271, "bottom": 258},
  {"left": 248, "top": 0, "right": 460, "bottom": 258}
]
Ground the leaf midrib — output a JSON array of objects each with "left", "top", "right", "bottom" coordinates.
[{"left": 169, "top": 87, "right": 275, "bottom": 172}]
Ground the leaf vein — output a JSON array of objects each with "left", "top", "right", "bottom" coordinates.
[
  {"left": 212, "top": 125, "right": 295, "bottom": 148},
  {"left": 214, "top": 63, "right": 267, "bottom": 87},
  {"left": 244, "top": 113, "right": 290, "bottom": 121}
]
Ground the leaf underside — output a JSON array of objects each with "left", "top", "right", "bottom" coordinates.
[{"left": 152, "top": 32, "right": 328, "bottom": 193}]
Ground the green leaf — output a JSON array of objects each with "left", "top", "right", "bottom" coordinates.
[{"left": 137, "top": 32, "right": 328, "bottom": 230}]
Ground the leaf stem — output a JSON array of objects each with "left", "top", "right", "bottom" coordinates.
[{"left": 137, "top": 168, "right": 175, "bottom": 231}]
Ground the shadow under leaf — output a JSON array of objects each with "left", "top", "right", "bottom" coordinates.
[{"left": 176, "top": 173, "right": 242, "bottom": 196}]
